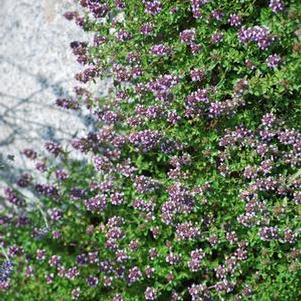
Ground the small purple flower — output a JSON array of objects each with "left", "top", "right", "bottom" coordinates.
[
  {"left": 188, "top": 248, "right": 205, "bottom": 272},
  {"left": 134, "top": 175, "right": 160, "bottom": 194},
  {"left": 4, "top": 187, "right": 25, "bottom": 207},
  {"left": 140, "top": 22, "right": 154, "bottom": 35},
  {"left": 55, "top": 169, "right": 69, "bottom": 181},
  {"left": 93, "top": 34, "right": 107, "bottom": 46},
  {"left": 144, "top": 287, "right": 157, "bottom": 300},
  {"left": 127, "top": 52, "right": 141, "bottom": 64},
  {"left": 71, "top": 287, "right": 81, "bottom": 300},
  {"left": 211, "top": 9, "right": 224, "bottom": 21},
  {"left": 215, "top": 280, "right": 235, "bottom": 293},
  {"left": 0, "top": 261, "right": 14, "bottom": 282},
  {"left": 190, "top": 0, "right": 209, "bottom": 19},
  {"left": 112, "top": 64, "right": 131, "bottom": 82},
  {"left": 116, "top": 29, "right": 132, "bottom": 42},
  {"left": 266, "top": 54, "right": 281, "bottom": 68},
  {"left": 56, "top": 98, "right": 79, "bottom": 110},
  {"left": 188, "top": 284, "right": 207, "bottom": 301},
  {"left": 211, "top": 32, "right": 224, "bottom": 44},
  {"left": 113, "top": 295, "right": 124, "bottom": 301},
  {"left": 261, "top": 112, "right": 277, "bottom": 127},
  {"left": 86, "top": 275, "right": 99, "bottom": 287},
  {"left": 145, "top": 266, "right": 155, "bottom": 279},
  {"left": 180, "top": 28, "right": 196, "bottom": 44},
  {"left": 65, "top": 266, "right": 80, "bottom": 280},
  {"left": 115, "top": 0, "right": 125, "bottom": 9},
  {"left": 147, "top": 74, "right": 179, "bottom": 101},
  {"left": 36, "top": 249, "right": 46, "bottom": 261},
  {"left": 293, "top": 191, "right": 301, "bottom": 205},
  {"left": 36, "top": 161, "right": 47, "bottom": 172},
  {"left": 167, "top": 111, "right": 181, "bottom": 125},
  {"left": 52, "top": 231, "right": 61, "bottom": 239},
  {"left": 128, "top": 266, "right": 142, "bottom": 284},
  {"left": 166, "top": 252, "right": 182, "bottom": 265},
  {"left": 48, "top": 255, "right": 61, "bottom": 268},
  {"left": 259, "top": 226, "right": 279, "bottom": 241},
  {"left": 87, "top": 1, "right": 109, "bottom": 18},
  {"left": 142, "top": 0, "right": 162, "bottom": 15},
  {"left": 22, "top": 148, "right": 37, "bottom": 160},
  {"left": 228, "top": 14, "right": 242, "bottom": 27},
  {"left": 49, "top": 208, "right": 63, "bottom": 222},
  {"left": 45, "top": 273, "right": 54, "bottom": 284},
  {"left": 84, "top": 195, "right": 107, "bottom": 212},
  {"left": 75, "top": 66, "right": 98, "bottom": 83},
  {"left": 269, "top": 0, "right": 284, "bottom": 13},
  {"left": 190, "top": 42, "right": 202, "bottom": 54},
  {"left": 45, "top": 141, "right": 62, "bottom": 156},
  {"left": 283, "top": 229, "right": 297, "bottom": 244},
  {"left": 129, "top": 130, "right": 162, "bottom": 152},
  {"left": 190, "top": 68, "right": 204, "bottom": 81}
]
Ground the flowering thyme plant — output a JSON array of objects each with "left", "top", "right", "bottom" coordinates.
[{"left": 1, "top": 0, "right": 301, "bottom": 300}]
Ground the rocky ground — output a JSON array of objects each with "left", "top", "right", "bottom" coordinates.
[{"left": 0, "top": 0, "right": 110, "bottom": 190}]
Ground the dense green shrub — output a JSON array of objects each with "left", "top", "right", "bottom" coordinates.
[{"left": 1, "top": 0, "right": 301, "bottom": 300}]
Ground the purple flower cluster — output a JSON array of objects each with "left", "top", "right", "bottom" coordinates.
[
  {"left": 87, "top": 0, "right": 109, "bottom": 18},
  {"left": 116, "top": 29, "right": 132, "bottom": 42},
  {"left": 150, "top": 44, "right": 172, "bottom": 57},
  {"left": 93, "top": 34, "right": 107, "bottom": 46},
  {"left": 175, "top": 221, "right": 201, "bottom": 240},
  {"left": 0, "top": 261, "right": 13, "bottom": 284},
  {"left": 188, "top": 248, "right": 205, "bottom": 272},
  {"left": 70, "top": 41, "right": 89, "bottom": 65},
  {"left": 218, "top": 114, "right": 301, "bottom": 243},
  {"left": 134, "top": 175, "right": 160, "bottom": 194},
  {"left": 259, "top": 226, "right": 279, "bottom": 241},
  {"left": 55, "top": 98, "right": 79, "bottom": 110},
  {"left": 185, "top": 88, "right": 209, "bottom": 117},
  {"left": 35, "top": 184, "right": 59, "bottom": 198},
  {"left": 161, "top": 183, "right": 195, "bottom": 224},
  {"left": 238, "top": 26, "right": 274, "bottom": 49},
  {"left": 188, "top": 284, "right": 207, "bottom": 301},
  {"left": 71, "top": 287, "right": 81, "bottom": 300},
  {"left": 208, "top": 97, "right": 245, "bottom": 118},
  {"left": 86, "top": 275, "right": 99, "bottom": 287},
  {"left": 84, "top": 195, "right": 107, "bottom": 213},
  {"left": 129, "top": 130, "right": 161, "bottom": 152},
  {"left": 147, "top": 74, "right": 179, "bottom": 101},
  {"left": 75, "top": 66, "right": 98, "bottom": 83},
  {"left": 4, "top": 188, "right": 25, "bottom": 207}
]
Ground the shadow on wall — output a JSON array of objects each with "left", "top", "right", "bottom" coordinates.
[
  {"left": 0, "top": 54, "right": 81, "bottom": 147},
  {"left": 0, "top": 54, "right": 86, "bottom": 190}
]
